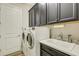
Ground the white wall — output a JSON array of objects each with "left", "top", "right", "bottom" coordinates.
[{"left": 22, "top": 9, "right": 29, "bottom": 28}]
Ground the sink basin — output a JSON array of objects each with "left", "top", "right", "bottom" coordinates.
[
  {"left": 40, "top": 39, "right": 78, "bottom": 55},
  {"left": 47, "top": 39, "right": 75, "bottom": 51}
]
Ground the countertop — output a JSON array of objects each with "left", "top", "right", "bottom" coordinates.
[{"left": 40, "top": 39, "right": 79, "bottom": 56}]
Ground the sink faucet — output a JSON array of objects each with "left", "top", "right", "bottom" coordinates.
[
  {"left": 58, "top": 32, "right": 63, "bottom": 40},
  {"left": 68, "top": 34, "right": 72, "bottom": 43}
]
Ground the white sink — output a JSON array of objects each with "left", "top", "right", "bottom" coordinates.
[
  {"left": 47, "top": 39, "right": 75, "bottom": 52},
  {"left": 40, "top": 39, "right": 79, "bottom": 55}
]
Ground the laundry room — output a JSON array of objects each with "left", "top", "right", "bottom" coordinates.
[
  {"left": 1, "top": 0, "right": 79, "bottom": 57},
  {"left": 28, "top": 3, "right": 79, "bottom": 56}
]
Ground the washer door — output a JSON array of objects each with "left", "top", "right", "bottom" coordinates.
[{"left": 26, "top": 33, "right": 34, "bottom": 49}]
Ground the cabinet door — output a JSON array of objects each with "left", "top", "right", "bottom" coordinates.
[
  {"left": 60, "top": 3, "right": 77, "bottom": 21},
  {"left": 77, "top": 3, "right": 79, "bottom": 19},
  {"left": 39, "top": 3, "right": 47, "bottom": 25},
  {"left": 29, "top": 11, "right": 31, "bottom": 27},
  {"left": 34, "top": 4, "right": 40, "bottom": 26},
  {"left": 34, "top": 3, "right": 47, "bottom": 26},
  {"left": 41, "top": 50, "right": 51, "bottom": 56},
  {"left": 40, "top": 43, "right": 70, "bottom": 56},
  {"left": 29, "top": 8, "right": 35, "bottom": 27},
  {"left": 47, "top": 3, "right": 58, "bottom": 24}
]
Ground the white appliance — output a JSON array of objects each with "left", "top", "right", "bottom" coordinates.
[
  {"left": 22, "top": 27, "right": 30, "bottom": 56},
  {"left": 26, "top": 27, "right": 49, "bottom": 56}
]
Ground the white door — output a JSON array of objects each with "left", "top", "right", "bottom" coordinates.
[{"left": 0, "top": 4, "right": 22, "bottom": 55}]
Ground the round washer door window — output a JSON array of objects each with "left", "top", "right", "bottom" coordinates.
[{"left": 26, "top": 33, "right": 34, "bottom": 49}]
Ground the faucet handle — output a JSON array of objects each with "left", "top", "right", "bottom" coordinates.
[{"left": 58, "top": 32, "right": 63, "bottom": 40}]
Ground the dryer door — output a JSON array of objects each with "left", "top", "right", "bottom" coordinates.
[{"left": 26, "top": 33, "right": 34, "bottom": 49}]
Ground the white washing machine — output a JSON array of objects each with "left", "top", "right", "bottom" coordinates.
[
  {"left": 26, "top": 27, "right": 49, "bottom": 56},
  {"left": 22, "top": 27, "right": 30, "bottom": 56}
]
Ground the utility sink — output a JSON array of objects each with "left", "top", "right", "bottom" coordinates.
[
  {"left": 40, "top": 39, "right": 79, "bottom": 55},
  {"left": 47, "top": 39, "right": 75, "bottom": 52}
]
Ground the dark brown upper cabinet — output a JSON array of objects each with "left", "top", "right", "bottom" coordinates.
[
  {"left": 47, "top": 3, "right": 59, "bottom": 24},
  {"left": 59, "top": 3, "right": 77, "bottom": 22},
  {"left": 34, "top": 4, "right": 40, "bottom": 26},
  {"left": 29, "top": 7, "right": 35, "bottom": 27},
  {"left": 39, "top": 3, "right": 47, "bottom": 25},
  {"left": 77, "top": 3, "right": 79, "bottom": 19},
  {"left": 29, "top": 3, "right": 46, "bottom": 27},
  {"left": 35, "top": 3, "right": 47, "bottom": 26},
  {"left": 29, "top": 3, "right": 78, "bottom": 27}
]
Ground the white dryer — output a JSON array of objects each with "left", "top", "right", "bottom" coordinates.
[
  {"left": 26, "top": 27, "right": 49, "bottom": 56},
  {"left": 22, "top": 27, "right": 30, "bottom": 56}
]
